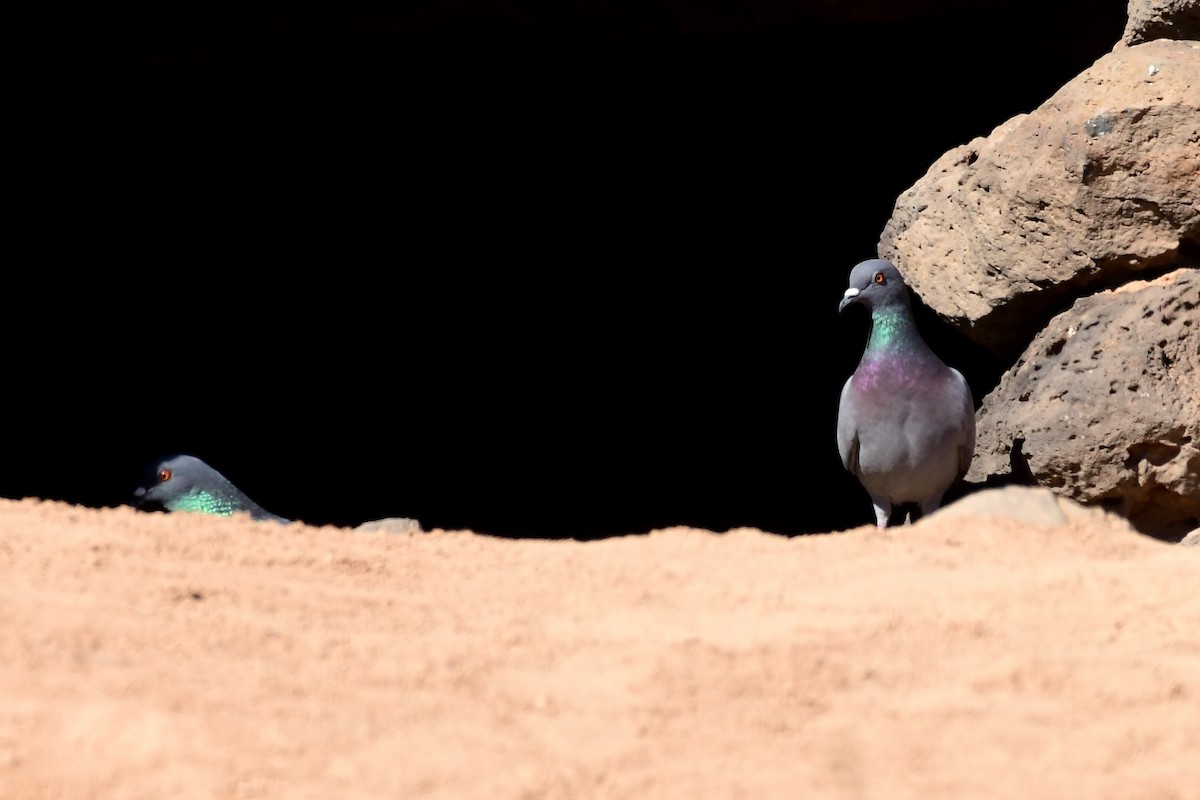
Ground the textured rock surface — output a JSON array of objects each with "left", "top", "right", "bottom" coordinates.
[
  {"left": 879, "top": 11, "right": 1199, "bottom": 542},
  {"left": 932, "top": 485, "right": 1136, "bottom": 528},
  {"left": 880, "top": 38, "right": 1200, "bottom": 362},
  {"left": 354, "top": 516, "right": 424, "bottom": 534},
  {"left": 965, "top": 269, "right": 1199, "bottom": 542},
  {"left": 1120, "top": 0, "right": 1200, "bottom": 45}
]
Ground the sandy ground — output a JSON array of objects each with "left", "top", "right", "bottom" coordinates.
[{"left": 1, "top": 495, "right": 1197, "bottom": 800}]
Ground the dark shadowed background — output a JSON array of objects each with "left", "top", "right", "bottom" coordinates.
[{"left": 9, "top": 0, "right": 1129, "bottom": 537}]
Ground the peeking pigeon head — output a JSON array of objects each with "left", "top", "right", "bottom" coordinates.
[
  {"left": 838, "top": 258, "right": 910, "bottom": 314},
  {"left": 132, "top": 453, "right": 289, "bottom": 523}
]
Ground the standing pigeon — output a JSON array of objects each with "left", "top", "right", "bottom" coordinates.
[
  {"left": 132, "top": 453, "right": 291, "bottom": 523},
  {"left": 836, "top": 259, "right": 975, "bottom": 528}
]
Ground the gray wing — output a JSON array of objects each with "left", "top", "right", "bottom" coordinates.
[
  {"left": 951, "top": 367, "right": 976, "bottom": 478},
  {"left": 836, "top": 377, "right": 861, "bottom": 475}
]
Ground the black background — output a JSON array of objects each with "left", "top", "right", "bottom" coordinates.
[{"left": 9, "top": 1, "right": 1129, "bottom": 537}]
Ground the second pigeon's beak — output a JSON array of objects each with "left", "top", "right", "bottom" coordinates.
[{"left": 839, "top": 287, "right": 861, "bottom": 312}]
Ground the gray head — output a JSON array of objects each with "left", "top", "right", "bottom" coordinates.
[
  {"left": 133, "top": 453, "right": 287, "bottom": 522},
  {"left": 838, "top": 259, "right": 913, "bottom": 314}
]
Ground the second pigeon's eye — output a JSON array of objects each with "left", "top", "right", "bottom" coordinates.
[
  {"left": 158, "top": 469, "right": 172, "bottom": 483},
  {"left": 873, "top": 272, "right": 886, "bottom": 285}
]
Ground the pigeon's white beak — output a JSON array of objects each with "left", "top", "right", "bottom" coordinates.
[{"left": 839, "top": 287, "right": 860, "bottom": 312}]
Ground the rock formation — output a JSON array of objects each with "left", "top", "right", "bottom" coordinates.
[{"left": 879, "top": 0, "right": 1198, "bottom": 541}]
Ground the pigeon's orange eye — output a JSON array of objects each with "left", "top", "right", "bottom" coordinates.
[
  {"left": 158, "top": 469, "right": 172, "bottom": 482},
  {"left": 873, "top": 272, "right": 886, "bottom": 285}
]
